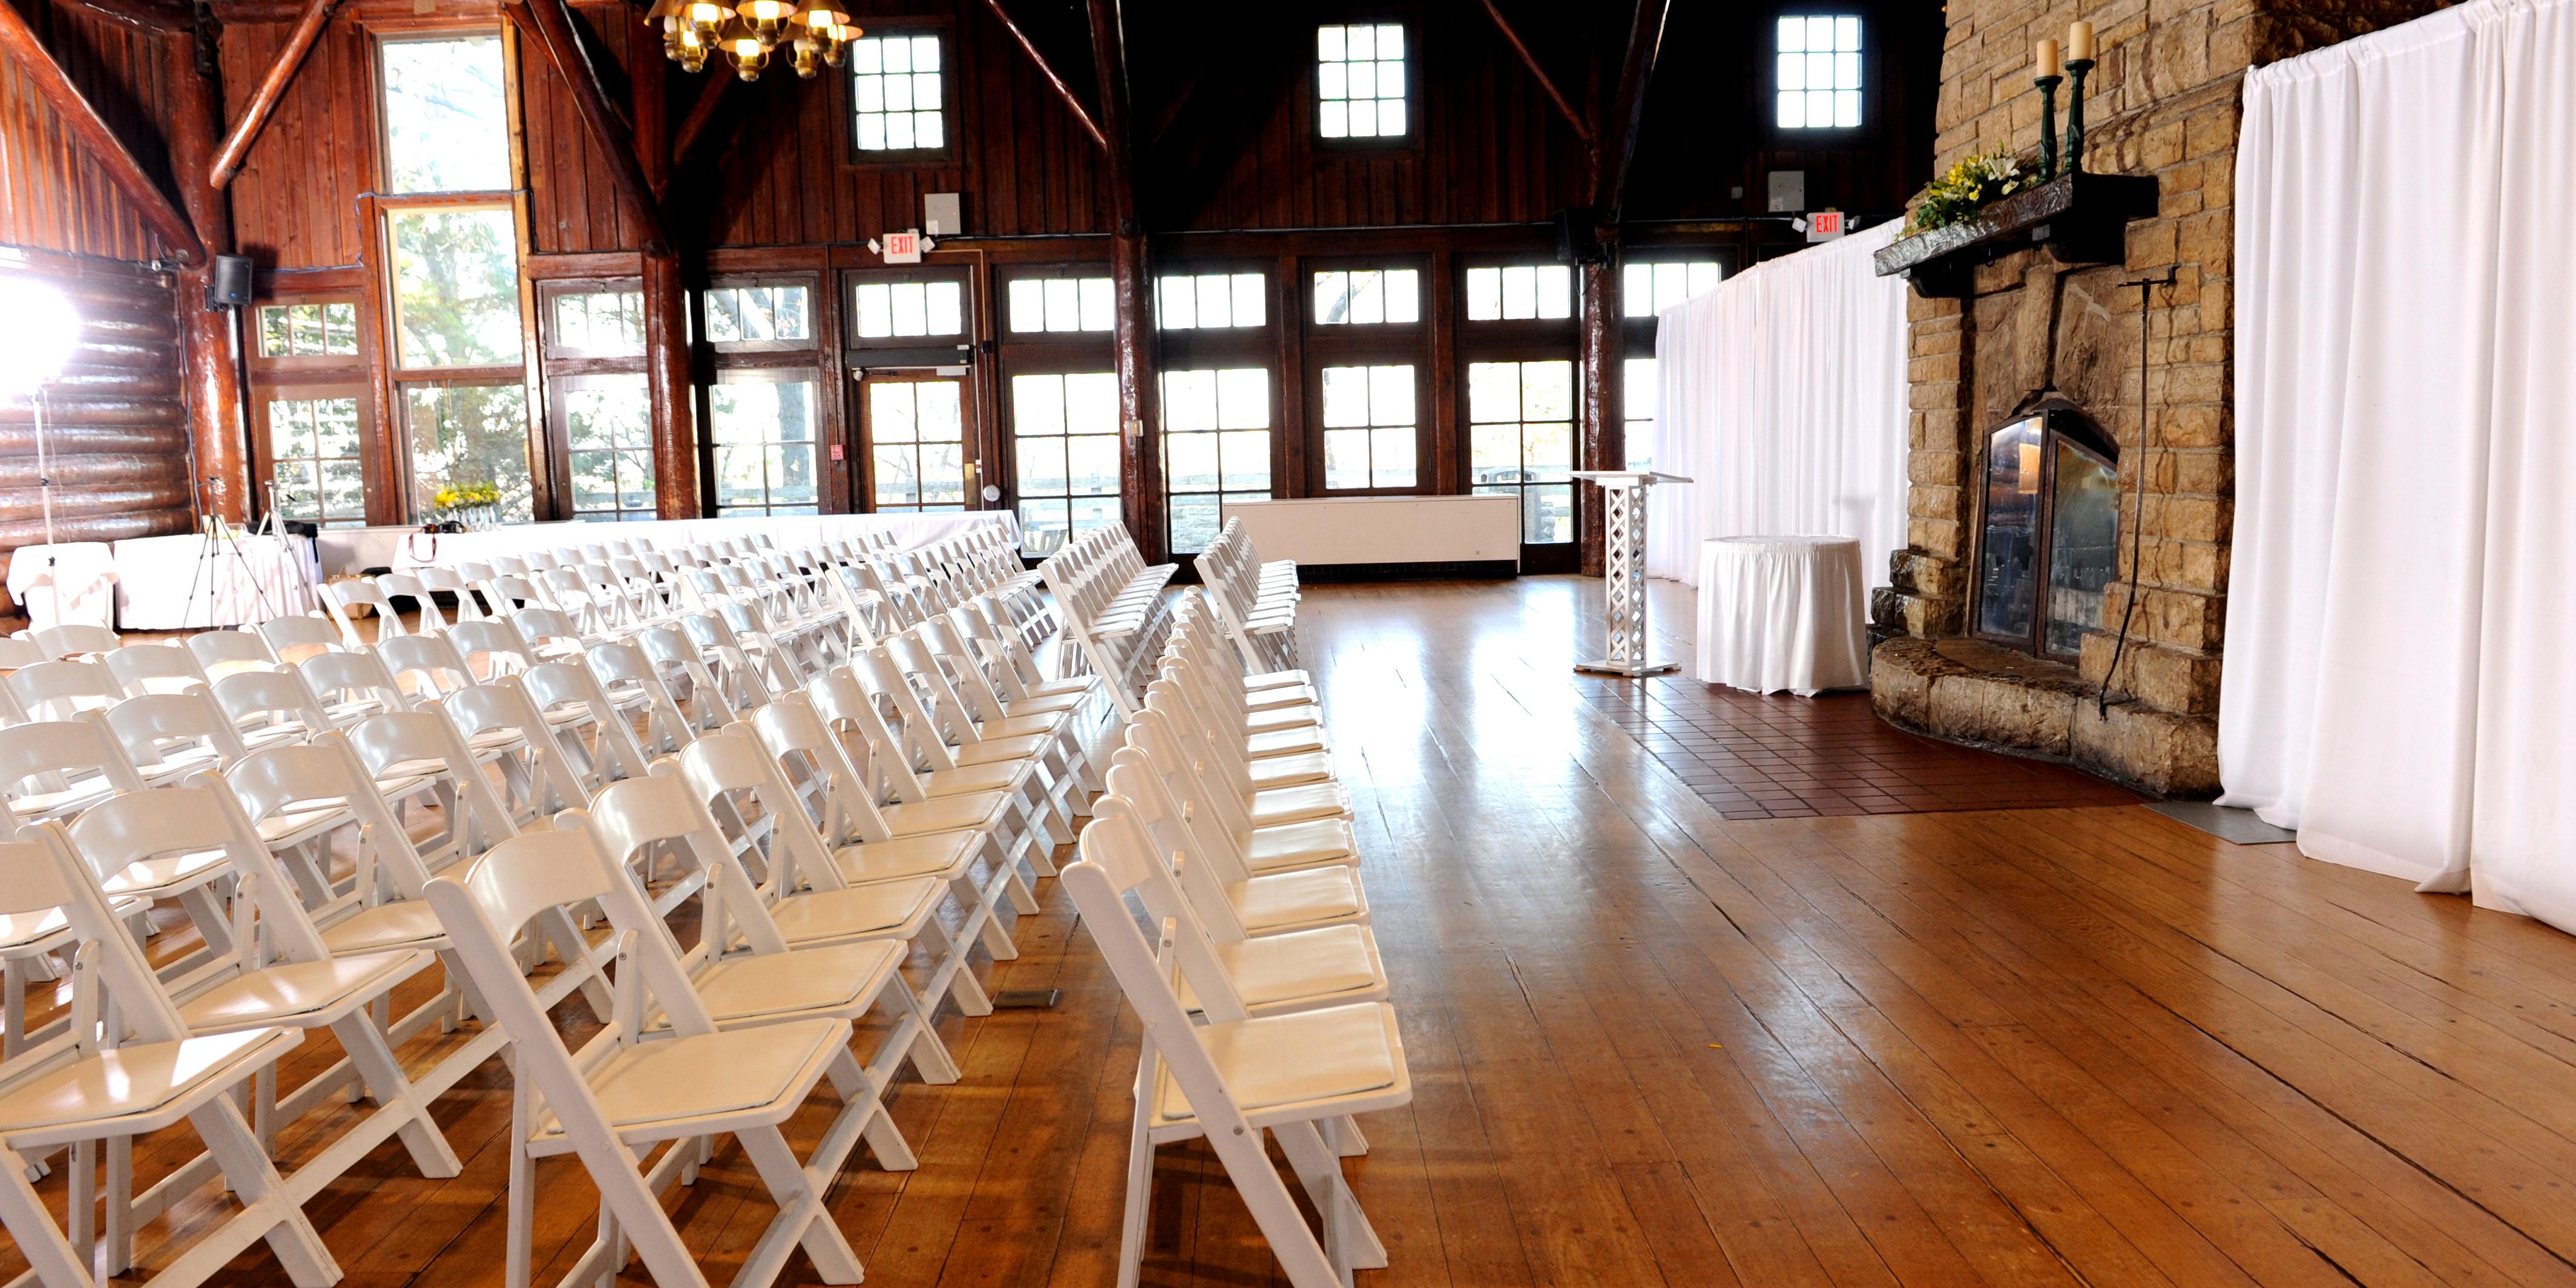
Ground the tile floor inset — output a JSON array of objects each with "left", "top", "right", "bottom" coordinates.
[{"left": 1583, "top": 682, "right": 2143, "bottom": 820}]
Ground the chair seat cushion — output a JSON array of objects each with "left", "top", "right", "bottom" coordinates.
[
  {"left": 1246, "top": 751, "right": 1334, "bottom": 790},
  {"left": 881, "top": 792, "right": 1010, "bottom": 838},
  {"left": 1000, "top": 692, "right": 1087, "bottom": 717},
  {"left": 1247, "top": 670, "right": 1311, "bottom": 689},
  {"left": 678, "top": 941, "right": 905, "bottom": 1026},
  {"left": 1242, "top": 685, "right": 1318, "bottom": 712},
  {"left": 833, "top": 830, "right": 979, "bottom": 884},
  {"left": 919, "top": 761, "right": 1029, "bottom": 797},
  {"left": 1246, "top": 726, "right": 1327, "bottom": 759},
  {"left": 0, "top": 1028, "right": 299, "bottom": 1135},
  {"left": 952, "top": 734, "right": 1056, "bottom": 767},
  {"left": 99, "top": 845, "right": 231, "bottom": 899},
  {"left": 1242, "top": 705, "right": 1321, "bottom": 733},
  {"left": 541, "top": 1017, "right": 844, "bottom": 1143},
  {"left": 1228, "top": 866, "right": 1365, "bottom": 932},
  {"left": 1248, "top": 781, "right": 1351, "bottom": 829},
  {"left": 1243, "top": 818, "right": 1356, "bottom": 873},
  {"left": 320, "top": 901, "right": 445, "bottom": 954},
  {"left": 1193, "top": 925, "right": 1381, "bottom": 1011},
  {"left": 1151, "top": 1002, "right": 1399, "bottom": 1126},
  {"left": 769, "top": 878, "right": 944, "bottom": 945},
  {"left": 178, "top": 950, "right": 432, "bottom": 1033}
]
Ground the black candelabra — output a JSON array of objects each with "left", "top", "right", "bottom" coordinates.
[
  {"left": 2063, "top": 56, "right": 2095, "bottom": 175},
  {"left": 2035, "top": 73, "right": 2063, "bottom": 179}
]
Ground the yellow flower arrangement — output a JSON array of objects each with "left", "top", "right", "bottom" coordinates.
[
  {"left": 432, "top": 481, "right": 503, "bottom": 511},
  {"left": 1907, "top": 150, "right": 2038, "bottom": 235}
]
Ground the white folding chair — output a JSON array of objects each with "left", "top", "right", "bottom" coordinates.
[
  {"left": 31, "top": 623, "right": 119, "bottom": 662},
  {"left": 6, "top": 659, "right": 122, "bottom": 721},
  {"left": 103, "top": 689, "right": 251, "bottom": 784},
  {"left": 376, "top": 571, "right": 448, "bottom": 631},
  {"left": 255, "top": 613, "right": 356, "bottom": 665},
  {"left": 186, "top": 628, "right": 282, "bottom": 682},
  {"left": 102, "top": 642, "right": 211, "bottom": 698}
]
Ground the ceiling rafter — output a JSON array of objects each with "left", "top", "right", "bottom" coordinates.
[{"left": 0, "top": 0, "right": 204, "bottom": 261}]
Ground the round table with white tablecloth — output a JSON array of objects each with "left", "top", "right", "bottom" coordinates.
[{"left": 1694, "top": 535, "right": 1869, "bottom": 696}]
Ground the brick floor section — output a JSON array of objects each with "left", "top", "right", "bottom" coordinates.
[{"left": 1582, "top": 682, "right": 2143, "bottom": 821}]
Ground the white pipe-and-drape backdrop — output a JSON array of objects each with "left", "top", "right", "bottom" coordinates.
[
  {"left": 1644, "top": 222, "right": 1910, "bottom": 588},
  {"left": 2220, "top": 0, "right": 2576, "bottom": 923}
]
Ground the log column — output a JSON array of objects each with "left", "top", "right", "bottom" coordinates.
[
  {"left": 1577, "top": 251, "right": 1621, "bottom": 576},
  {"left": 166, "top": 25, "right": 247, "bottom": 524},
  {"left": 1088, "top": 0, "right": 1158, "bottom": 563},
  {"left": 642, "top": 251, "right": 698, "bottom": 518}
]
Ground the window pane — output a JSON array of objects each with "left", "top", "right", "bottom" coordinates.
[
  {"left": 1008, "top": 279, "right": 1045, "bottom": 332},
  {"left": 406, "top": 383, "right": 532, "bottom": 522},
  {"left": 856, "top": 283, "right": 892, "bottom": 337},
  {"left": 1163, "top": 366, "right": 1270, "bottom": 552},
  {"left": 1316, "top": 22, "right": 1408, "bottom": 138},
  {"left": 1079, "top": 278, "right": 1115, "bottom": 330},
  {"left": 1465, "top": 360, "right": 1574, "bottom": 543},
  {"left": 267, "top": 395, "right": 367, "bottom": 526},
  {"left": 1778, "top": 15, "right": 1862, "bottom": 129},
  {"left": 1313, "top": 271, "right": 1349, "bottom": 324},
  {"left": 260, "top": 306, "right": 292, "bottom": 357},
  {"left": 382, "top": 37, "right": 511, "bottom": 193},
  {"left": 388, "top": 208, "right": 522, "bottom": 369},
  {"left": 852, "top": 34, "right": 946, "bottom": 152},
  {"left": 554, "top": 291, "right": 645, "bottom": 356},
  {"left": 1466, "top": 267, "right": 1501, "bottom": 321},
  {"left": 1157, "top": 272, "right": 1263, "bottom": 330},
  {"left": 709, "top": 378, "right": 820, "bottom": 514},
  {"left": 1385, "top": 268, "right": 1420, "bottom": 323}
]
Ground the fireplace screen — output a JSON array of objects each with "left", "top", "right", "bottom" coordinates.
[{"left": 1973, "top": 406, "right": 2120, "bottom": 661}]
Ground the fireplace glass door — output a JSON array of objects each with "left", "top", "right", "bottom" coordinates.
[{"left": 1972, "top": 406, "right": 2119, "bottom": 663}]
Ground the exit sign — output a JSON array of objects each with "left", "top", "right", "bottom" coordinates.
[
  {"left": 1806, "top": 210, "right": 1846, "bottom": 242},
  {"left": 882, "top": 231, "right": 924, "bottom": 264}
]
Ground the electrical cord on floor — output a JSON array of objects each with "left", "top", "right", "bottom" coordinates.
[{"left": 2103, "top": 268, "right": 2178, "bottom": 718}]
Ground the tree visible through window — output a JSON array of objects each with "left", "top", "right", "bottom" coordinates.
[
  {"left": 1468, "top": 360, "right": 1575, "bottom": 544},
  {"left": 268, "top": 395, "right": 366, "bottom": 526},
  {"left": 565, "top": 378, "right": 655, "bottom": 521},
  {"left": 709, "top": 377, "right": 820, "bottom": 515},
  {"left": 866, "top": 380, "right": 967, "bottom": 512},
  {"left": 407, "top": 384, "right": 533, "bottom": 521},
  {"left": 1011, "top": 372, "right": 1120, "bottom": 555},
  {"left": 381, "top": 36, "right": 511, "bottom": 193},
  {"left": 388, "top": 208, "right": 522, "bottom": 369},
  {"left": 259, "top": 303, "right": 358, "bottom": 358}
]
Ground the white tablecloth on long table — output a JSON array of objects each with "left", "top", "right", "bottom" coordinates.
[
  {"left": 113, "top": 533, "right": 322, "bottom": 630},
  {"left": 1694, "top": 535, "right": 1868, "bottom": 696},
  {"left": 388, "top": 511, "right": 1019, "bottom": 572},
  {"left": 5, "top": 542, "right": 118, "bottom": 631}
]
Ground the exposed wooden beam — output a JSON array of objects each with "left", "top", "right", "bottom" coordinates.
[
  {"left": 1592, "top": 0, "right": 1669, "bottom": 220},
  {"left": 981, "top": 0, "right": 1104, "bottom": 151},
  {"left": 513, "top": 0, "right": 672, "bottom": 257},
  {"left": 1145, "top": 63, "right": 1199, "bottom": 148},
  {"left": 1474, "top": 0, "right": 1591, "bottom": 145},
  {"left": 208, "top": 0, "right": 340, "bottom": 188},
  {"left": 0, "top": 0, "right": 203, "bottom": 262}
]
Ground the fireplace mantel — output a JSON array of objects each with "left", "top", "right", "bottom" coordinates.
[{"left": 1874, "top": 171, "right": 2161, "bottom": 297}]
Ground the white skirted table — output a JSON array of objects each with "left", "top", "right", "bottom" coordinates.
[
  {"left": 112, "top": 533, "right": 322, "bottom": 630},
  {"left": 4, "top": 542, "right": 117, "bottom": 631},
  {"left": 1694, "top": 535, "right": 1868, "bottom": 696}
]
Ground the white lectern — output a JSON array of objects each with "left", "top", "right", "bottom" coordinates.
[{"left": 1569, "top": 470, "right": 1692, "bottom": 677}]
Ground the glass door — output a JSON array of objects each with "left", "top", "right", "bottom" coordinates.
[{"left": 857, "top": 373, "right": 974, "bottom": 512}]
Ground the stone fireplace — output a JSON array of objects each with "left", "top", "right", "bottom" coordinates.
[{"left": 1870, "top": 0, "right": 2458, "bottom": 797}]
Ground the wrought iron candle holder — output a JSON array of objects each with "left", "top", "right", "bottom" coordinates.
[
  {"left": 2034, "top": 73, "right": 2063, "bottom": 179},
  {"left": 2063, "top": 57, "right": 2095, "bottom": 175}
]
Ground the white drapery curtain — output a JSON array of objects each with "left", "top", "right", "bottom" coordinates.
[
  {"left": 2220, "top": 0, "right": 2576, "bottom": 924},
  {"left": 1644, "top": 222, "right": 1910, "bottom": 588}
]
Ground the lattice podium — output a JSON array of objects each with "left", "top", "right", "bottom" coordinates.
[{"left": 1570, "top": 470, "right": 1693, "bottom": 677}]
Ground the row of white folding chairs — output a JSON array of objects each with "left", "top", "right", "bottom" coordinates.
[
  {"left": 0, "top": 587, "right": 1087, "bottom": 1288},
  {"left": 1193, "top": 518, "right": 1301, "bottom": 674},
  {"left": 1037, "top": 524, "right": 1181, "bottom": 718},
  {"left": 1063, "top": 588, "right": 1408, "bottom": 1288}
]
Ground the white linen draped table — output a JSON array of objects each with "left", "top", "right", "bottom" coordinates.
[
  {"left": 5, "top": 542, "right": 117, "bottom": 631},
  {"left": 1694, "top": 536, "right": 1868, "bottom": 696},
  {"left": 113, "top": 533, "right": 321, "bottom": 629},
  {"left": 387, "top": 510, "right": 1019, "bottom": 571}
]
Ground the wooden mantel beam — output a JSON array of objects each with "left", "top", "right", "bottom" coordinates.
[
  {"left": 1592, "top": 0, "right": 1669, "bottom": 220},
  {"left": 0, "top": 0, "right": 204, "bottom": 262},
  {"left": 209, "top": 0, "right": 340, "bottom": 188},
  {"left": 1474, "top": 0, "right": 1591, "bottom": 146},
  {"left": 512, "top": 0, "right": 672, "bottom": 257},
  {"left": 981, "top": 0, "right": 1105, "bottom": 151}
]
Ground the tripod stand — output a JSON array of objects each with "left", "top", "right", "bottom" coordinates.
[{"left": 177, "top": 473, "right": 282, "bottom": 630}]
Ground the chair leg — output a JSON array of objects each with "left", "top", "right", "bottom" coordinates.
[
  {"left": 184, "top": 1097, "right": 344, "bottom": 1288},
  {"left": 0, "top": 1142, "right": 102, "bottom": 1288},
  {"left": 1117, "top": 1115, "right": 1154, "bottom": 1288},
  {"left": 1203, "top": 1122, "right": 1342, "bottom": 1288},
  {"left": 327, "top": 1013, "right": 465, "bottom": 1180},
  {"left": 734, "top": 1126, "right": 864, "bottom": 1287},
  {"left": 1277, "top": 1119, "right": 1385, "bottom": 1273},
  {"left": 506, "top": 1069, "right": 535, "bottom": 1288}
]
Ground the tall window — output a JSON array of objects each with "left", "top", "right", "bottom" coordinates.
[
  {"left": 265, "top": 393, "right": 367, "bottom": 526},
  {"left": 1316, "top": 23, "right": 1407, "bottom": 139},
  {"left": 1468, "top": 360, "right": 1575, "bottom": 544},
  {"left": 1622, "top": 260, "right": 1724, "bottom": 317},
  {"left": 709, "top": 373, "right": 820, "bottom": 516},
  {"left": 1010, "top": 372, "right": 1119, "bottom": 552},
  {"left": 1319, "top": 365, "right": 1416, "bottom": 491},
  {"left": 863, "top": 379, "right": 967, "bottom": 512},
  {"left": 1777, "top": 15, "right": 1862, "bottom": 129},
  {"left": 1465, "top": 265, "right": 1574, "bottom": 321},
  {"left": 1157, "top": 272, "right": 1265, "bottom": 330},
  {"left": 850, "top": 277, "right": 963, "bottom": 340},
  {"left": 850, "top": 32, "right": 948, "bottom": 154},
  {"left": 409, "top": 384, "right": 535, "bottom": 521},
  {"left": 1162, "top": 368, "right": 1270, "bottom": 554},
  {"left": 562, "top": 380, "right": 654, "bottom": 521},
  {"left": 379, "top": 33, "right": 529, "bottom": 524},
  {"left": 1008, "top": 275, "right": 1113, "bottom": 333}
]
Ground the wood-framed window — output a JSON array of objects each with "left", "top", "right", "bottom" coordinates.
[
  {"left": 255, "top": 300, "right": 361, "bottom": 364},
  {"left": 996, "top": 263, "right": 1119, "bottom": 556},
  {"left": 847, "top": 27, "right": 952, "bottom": 160},
  {"left": 257, "top": 385, "right": 371, "bottom": 527},
  {"left": 707, "top": 366, "right": 823, "bottom": 516},
  {"left": 1971, "top": 401, "right": 2121, "bottom": 662},
  {"left": 1155, "top": 269, "right": 1267, "bottom": 332},
  {"left": 846, "top": 266, "right": 969, "bottom": 354},
  {"left": 537, "top": 280, "right": 654, "bottom": 522},
  {"left": 1461, "top": 258, "right": 1579, "bottom": 559},
  {"left": 1775, "top": 13, "right": 1864, "bottom": 130},
  {"left": 1157, "top": 263, "right": 1275, "bottom": 553},
  {"left": 857, "top": 373, "right": 968, "bottom": 513},
  {"left": 406, "top": 380, "right": 536, "bottom": 523},
  {"left": 1618, "top": 252, "right": 1728, "bottom": 471},
  {"left": 702, "top": 277, "right": 816, "bottom": 354},
  {"left": 1302, "top": 256, "right": 1426, "bottom": 496},
  {"left": 1003, "top": 266, "right": 1114, "bottom": 335},
  {"left": 1314, "top": 22, "right": 1409, "bottom": 140}
]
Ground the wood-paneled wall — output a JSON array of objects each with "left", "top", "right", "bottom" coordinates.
[
  {"left": 220, "top": 15, "right": 370, "bottom": 269},
  {"left": 0, "top": 0, "right": 187, "bottom": 261}
]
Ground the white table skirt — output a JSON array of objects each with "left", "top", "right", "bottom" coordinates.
[
  {"left": 6, "top": 542, "right": 118, "bottom": 632},
  {"left": 113, "top": 533, "right": 322, "bottom": 630},
  {"left": 1694, "top": 535, "right": 1868, "bottom": 696},
  {"left": 388, "top": 511, "right": 1019, "bottom": 572}
]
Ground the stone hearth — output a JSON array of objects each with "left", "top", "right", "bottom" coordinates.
[{"left": 1872, "top": 637, "right": 2216, "bottom": 795}]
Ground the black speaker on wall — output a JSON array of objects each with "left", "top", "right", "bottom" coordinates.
[
  {"left": 206, "top": 254, "right": 253, "bottom": 309},
  {"left": 1552, "top": 207, "right": 1608, "bottom": 266}
]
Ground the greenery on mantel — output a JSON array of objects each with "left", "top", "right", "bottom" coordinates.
[{"left": 1905, "top": 151, "right": 2042, "bottom": 236}]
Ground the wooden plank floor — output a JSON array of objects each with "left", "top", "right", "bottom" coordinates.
[{"left": 19, "top": 574, "right": 2576, "bottom": 1286}]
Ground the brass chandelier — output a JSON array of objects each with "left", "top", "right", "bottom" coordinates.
[{"left": 643, "top": 0, "right": 856, "bottom": 81}]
